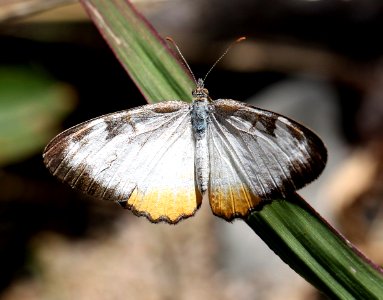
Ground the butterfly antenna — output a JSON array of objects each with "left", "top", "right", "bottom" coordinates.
[
  {"left": 203, "top": 37, "right": 246, "bottom": 82},
  {"left": 166, "top": 37, "right": 198, "bottom": 86}
]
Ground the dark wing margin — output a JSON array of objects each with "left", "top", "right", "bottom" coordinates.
[
  {"left": 43, "top": 101, "right": 201, "bottom": 224},
  {"left": 208, "top": 99, "right": 327, "bottom": 221}
]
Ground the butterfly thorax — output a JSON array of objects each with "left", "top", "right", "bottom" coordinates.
[
  {"left": 191, "top": 101, "right": 209, "bottom": 135},
  {"left": 191, "top": 79, "right": 211, "bottom": 136},
  {"left": 191, "top": 79, "right": 210, "bottom": 195}
]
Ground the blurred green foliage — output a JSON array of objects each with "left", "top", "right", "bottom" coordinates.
[{"left": 0, "top": 67, "right": 76, "bottom": 166}]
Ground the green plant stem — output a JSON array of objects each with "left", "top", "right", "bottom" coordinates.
[{"left": 247, "top": 193, "right": 383, "bottom": 299}]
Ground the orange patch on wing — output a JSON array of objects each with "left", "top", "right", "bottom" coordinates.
[
  {"left": 209, "top": 184, "right": 261, "bottom": 221},
  {"left": 127, "top": 186, "right": 202, "bottom": 223}
]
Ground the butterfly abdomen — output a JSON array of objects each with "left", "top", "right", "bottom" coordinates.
[{"left": 191, "top": 100, "right": 210, "bottom": 194}]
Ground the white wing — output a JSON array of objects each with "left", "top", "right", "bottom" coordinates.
[
  {"left": 43, "top": 101, "right": 201, "bottom": 224},
  {"left": 208, "top": 99, "right": 327, "bottom": 221}
]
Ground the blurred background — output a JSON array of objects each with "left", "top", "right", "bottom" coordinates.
[{"left": 0, "top": 0, "right": 383, "bottom": 299}]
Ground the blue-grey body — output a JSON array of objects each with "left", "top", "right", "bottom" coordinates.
[{"left": 191, "top": 81, "right": 210, "bottom": 194}]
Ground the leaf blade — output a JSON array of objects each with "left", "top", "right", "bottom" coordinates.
[
  {"left": 80, "top": 0, "right": 194, "bottom": 103},
  {"left": 247, "top": 194, "right": 383, "bottom": 299}
]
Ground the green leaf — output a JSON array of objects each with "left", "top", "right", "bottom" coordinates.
[
  {"left": 0, "top": 67, "right": 76, "bottom": 166},
  {"left": 81, "top": 0, "right": 195, "bottom": 103},
  {"left": 80, "top": 0, "right": 383, "bottom": 298},
  {"left": 247, "top": 194, "right": 383, "bottom": 299}
]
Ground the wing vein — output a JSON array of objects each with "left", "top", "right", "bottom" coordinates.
[{"left": 210, "top": 114, "right": 268, "bottom": 196}]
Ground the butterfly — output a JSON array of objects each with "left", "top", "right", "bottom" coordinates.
[{"left": 43, "top": 75, "right": 327, "bottom": 224}]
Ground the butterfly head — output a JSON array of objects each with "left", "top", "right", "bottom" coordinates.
[{"left": 192, "top": 79, "right": 210, "bottom": 102}]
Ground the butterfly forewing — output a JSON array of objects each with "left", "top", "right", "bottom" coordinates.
[
  {"left": 208, "top": 99, "right": 327, "bottom": 221},
  {"left": 43, "top": 101, "right": 201, "bottom": 224}
]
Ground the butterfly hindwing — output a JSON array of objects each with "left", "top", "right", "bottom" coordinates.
[
  {"left": 208, "top": 99, "right": 327, "bottom": 221},
  {"left": 43, "top": 101, "right": 201, "bottom": 224}
]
